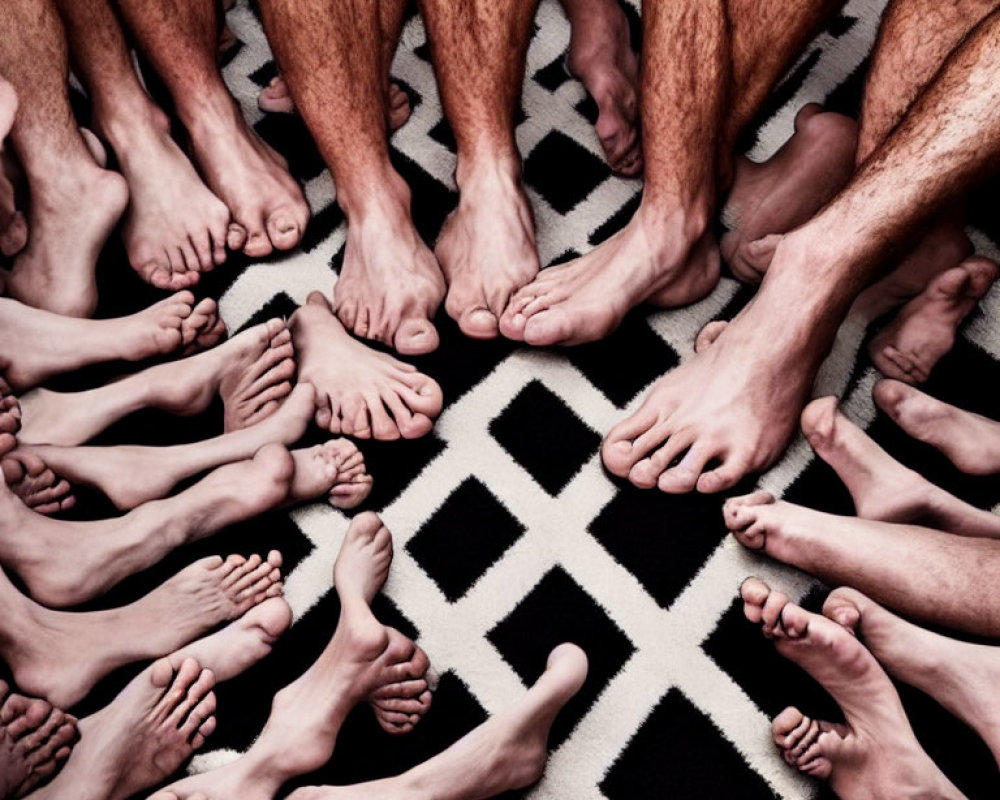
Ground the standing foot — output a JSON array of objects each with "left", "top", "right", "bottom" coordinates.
[
  {"left": 288, "top": 439, "right": 373, "bottom": 510},
  {"left": 721, "top": 105, "right": 858, "bottom": 283},
  {"left": 291, "top": 293, "right": 443, "bottom": 439},
  {"left": 874, "top": 379, "right": 1000, "bottom": 475},
  {"left": 0, "top": 682, "right": 77, "bottom": 799},
  {"left": 868, "top": 257, "right": 998, "bottom": 384},
  {"left": 30, "top": 658, "right": 217, "bottom": 800},
  {"left": 740, "top": 577, "right": 965, "bottom": 800},
  {"left": 563, "top": 0, "right": 641, "bottom": 175},
  {"left": 800, "top": 395, "right": 1000, "bottom": 536},
  {"left": 439, "top": 161, "right": 540, "bottom": 340},
  {"left": 823, "top": 587, "right": 1000, "bottom": 768},
  {"left": 501, "top": 208, "right": 718, "bottom": 346},
  {"left": 184, "top": 94, "right": 309, "bottom": 258},
  {"left": 1, "top": 451, "right": 74, "bottom": 515}
]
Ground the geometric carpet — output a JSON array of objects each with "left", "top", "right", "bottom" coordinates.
[{"left": 50, "top": 0, "right": 1000, "bottom": 798}]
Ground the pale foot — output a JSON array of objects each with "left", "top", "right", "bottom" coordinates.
[
  {"left": 0, "top": 77, "right": 27, "bottom": 259},
  {"left": 0, "top": 376, "right": 19, "bottom": 456},
  {"left": 20, "top": 382, "right": 315, "bottom": 510},
  {"left": 874, "top": 378, "right": 1000, "bottom": 475},
  {"left": 824, "top": 587, "right": 1000, "bottom": 768},
  {"left": 0, "top": 682, "right": 77, "bottom": 798},
  {"left": 439, "top": 161, "right": 540, "bottom": 340},
  {"left": 291, "top": 292, "right": 443, "bottom": 439},
  {"left": 184, "top": 94, "right": 309, "bottom": 257},
  {"left": 800, "top": 395, "right": 1000, "bottom": 536},
  {"left": 563, "top": 0, "right": 640, "bottom": 175},
  {"left": 1, "top": 451, "right": 74, "bottom": 515},
  {"left": 5, "top": 551, "right": 283, "bottom": 707},
  {"left": 288, "top": 643, "right": 587, "bottom": 800},
  {"left": 289, "top": 439, "right": 373, "bottom": 510},
  {"left": 501, "top": 208, "right": 719, "bottom": 346},
  {"left": 160, "top": 513, "right": 425, "bottom": 800},
  {"left": 720, "top": 104, "right": 857, "bottom": 283},
  {"left": 601, "top": 288, "right": 815, "bottom": 493},
  {"left": 364, "top": 626, "right": 433, "bottom": 735},
  {"left": 100, "top": 102, "right": 231, "bottom": 289},
  {"left": 5, "top": 161, "right": 128, "bottom": 317},
  {"left": 333, "top": 178, "right": 444, "bottom": 354},
  {"left": 30, "top": 658, "right": 217, "bottom": 800},
  {"left": 868, "top": 257, "right": 998, "bottom": 384},
  {"left": 258, "top": 75, "right": 412, "bottom": 131},
  {"left": 740, "top": 577, "right": 965, "bottom": 800},
  {"left": 0, "top": 291, "right": 226, "bottom": 391}
]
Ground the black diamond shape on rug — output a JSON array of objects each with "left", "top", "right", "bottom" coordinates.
[
  {"left": 600, "top": 689, "right": 774, "bottom": 799},
  {"left": 489, "top": 380, "right": 600, "bottom": 495},
  {"left": 428, "top": 117, "right": 457, "bottom": 151},
  {"left": 534, "top": 55, "right": 570, "bottom": 91},
  {"left": 589, "top": 485, "right": 731, "bottom": 609},
  {"left": 568, "top": 315, "right": 679, "bottom": 407},
  {"left": 523, "top": 130, "right": 609, "bottom": 215},
  {"left": 589, "top": 190, "right": 640, "bottom": 246},
  {"left": 408, "top": 478, "right": 526, "bottom": 601},
  {"left": 488, "top": 566, "right": 634, "bottom": 748}
]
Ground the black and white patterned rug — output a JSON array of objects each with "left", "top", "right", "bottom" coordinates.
[{"left": 56, "top": 0, "right": 1000, "bottom": 797}]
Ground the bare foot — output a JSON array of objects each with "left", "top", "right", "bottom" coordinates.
[
  {"left": 0, "top": 77, "right": 27, "bottom": 259},
  {"left": 21, "top": 382, "right": 315, "bottom": 510},
  {"left": 1, "top": 451, "right": 74, "bottom": 515},
  {"left": 720, "top": 105, "right": 857, "bottom": 283},
  {"left": 438, "top": 161, "right": 540, "bottom": 340},
  {"left": 17, "top": 318, "right": 293, "bottom": 446},
  {"left": 172, "top": 596, "right": 292, "bottom": 683},
  {"left": 332, "top": 177, "right": 445, "bottom": 354},
  {"left": 291, "top": 292, "right": 443, "bottom": 439},
  {"left": 869, "top": 257, "right": 998, "bottom": 384},
  {"left": 875, "top": 378, "right": 1000, "bottom": 475},
  {"left": 0, "top": 375, "right": 19, "bottom": 456},
  {"left": 601, "top": 281, "right": 815, "bottom": 493},
  {"left": 563, "top": 0, "right": 641, "bottom": 175},
  {"left": 0, "top": 291, "right": 226, "bottom": 391},
  {"left": 184, "top": 93, "right": 309, "bottom": 258},
  {"left": 259, "top": 75, "right": 412, "bottom": 131},
  {"left": 5, "top": 156, "right": 128, "bottom": 317},
  {"left": 364, "top": 627, "right": 433, "bottom": 735},
  {"left": 500, "top": 207, "right": 719, "bottom": 346},
  {"left": 99, "top": 102, "right": 232, "bottom": 289},
  {"left": 0, "top": 446, "right": 291, "bottom": 607},
  {"left": 30, "top": 657, "right": 217, "bottom": 800},
  {"left": 800, "top": 395, "right": 1000, "bottom": 537},
  {"left": 160, "top": 513, "right": 427, "bottom": 800},
  {"left": 0, "top": 683, "right": 77, "bottom": 798},
  {"left": 824, "top": 587, "right": 1000, "bottom": 768},
  {"left": 740, "top": 577, "right": 965, "bottom": 799},
  {"left": 288, "top": 439, "right": 373, "bottom": 510},
  {"left": 4, "top": 551, "right": 283, "bottom": 707},
  {"left": 288, "top": 643, "right": 587, "bottom": 800}
]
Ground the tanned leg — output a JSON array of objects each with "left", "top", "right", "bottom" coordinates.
[
  {"left": 55, "top": 0, "right": 232, "bottom": 290},
  {"left": 420, "top": 0, "right": 542, "bottom": 340},
  {"left": 0, "top": 0, "right": 128, "bottom": 316},
  {"left": 115, "top": 0, "right": 309, "bottom": 258},
  {"left": 259, "top": 0, "right": 445, "bottom": 356},
  {"left": 0, "top": 77, "right": 28, "bottom": 258},
  {"left": 603, "top": 8, "right": 1000, "bottom": 494},
  {"left": 500, "top": 0, "right": 838, "bottom": 346}
]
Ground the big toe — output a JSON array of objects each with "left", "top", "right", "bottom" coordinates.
[
  {"left": 523, "top": 308, "right": 572, "bottom": 346},
  {"left": 266, "top": 210, "right": 302, "bottom": 251},
  {"left": 459, "top": 307, "right": 500, "bottom": 339},
  {"left": 395, "top": 318, "right": 439, "bottom": 355}
]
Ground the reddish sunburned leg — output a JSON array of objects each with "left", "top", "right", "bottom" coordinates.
[{"left": 740, "top": 577, "right": 965, "bottom": 799}]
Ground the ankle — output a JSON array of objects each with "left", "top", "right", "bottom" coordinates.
[
  {"left": 454, "top": 145, "right": 522, "bottom": 191},
  {"left": 633, "top": 200, "right": 709, "bottom": 256},
  {"left": 93, "top": 96, "right": 171, "bottom": 158},
  {"left": 336, "top": 168, "right": 412, "bottom": 223}
]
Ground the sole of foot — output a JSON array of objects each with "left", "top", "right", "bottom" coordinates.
[
  {"left": 874, "top": 378, "right": 1000, "bottom": 475},
  {"left": 868, "top": 257, "right": 998, "bottom": 384},
  {"left": 289, "top": 439, "right": 373, "bottom": 510},
  {"left": 740, "top": 577, "right": 965, "bottom": 799},
  {"left": 292, "top": 292, "right": 443, "bottom": 439}
]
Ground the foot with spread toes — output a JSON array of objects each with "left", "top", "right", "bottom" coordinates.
[{"left": 0, "top": 682, "right": 77, "bottom": 798}]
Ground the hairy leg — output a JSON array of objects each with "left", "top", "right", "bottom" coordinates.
[{"left": 259, "top": 0, "right": 444, "bottom": 355}]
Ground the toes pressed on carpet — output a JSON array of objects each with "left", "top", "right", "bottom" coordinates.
[{"left": 34, "top": 0, "right": 1000, "bottom": 798}]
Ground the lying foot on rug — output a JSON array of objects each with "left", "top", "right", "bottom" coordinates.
[
  {"left": 741, "top": 577, "right": 965, "bottom": 799},
  {"left": 288, "top": 439, "right": 374, "bottom": 510},
  {"left": 0, "top": 681, "right": 77, "bottom": 798},
  {"left": 292, "top": 292, "right": 443, "bottom": 439},
  {"left": 874, "top": 378, "right": 1000, "bottom": 476}
]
